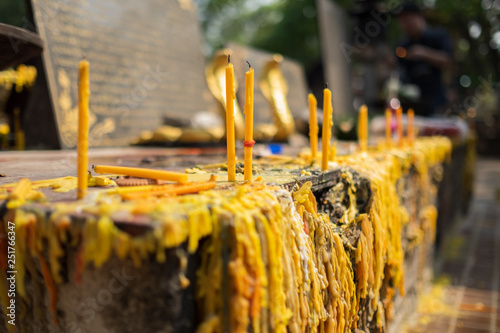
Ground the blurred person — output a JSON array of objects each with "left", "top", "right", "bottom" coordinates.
[{"left": 396, "top": 2, "right": 452, "bottom": 116}]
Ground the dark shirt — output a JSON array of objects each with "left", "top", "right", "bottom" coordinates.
[{"left": 398, "top": 28, "right": 452, "bottom": 116}]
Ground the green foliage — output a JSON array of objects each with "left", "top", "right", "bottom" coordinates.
[
  {"left": 429, "top": 0, "right": 500, "bottom": 84},
  {"left": 0, "top": 1, "right": 28, "bottom": 27},
  {"left": 195, "top": 0, "right": 321, "bottom": 71},
  {"left": 251, "top": 0, "right": 321, "bottom": 71}
]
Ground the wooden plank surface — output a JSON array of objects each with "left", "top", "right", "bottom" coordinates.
[
  {"left": 0, "top": 146, "right": 347, "bottom": 237},
  {"left": 0, "top": 146, "right": 346, "bottom": 203}
]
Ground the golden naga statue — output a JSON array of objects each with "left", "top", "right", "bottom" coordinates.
[
  {"left": 259, "top": 54, "right": 295, "bottom": 142},
  {"left": 206, "top": 50, "right": 295, "bottom": 142},
  {"left": 205, "top": 49, "right": 245, "bottom": 140}
]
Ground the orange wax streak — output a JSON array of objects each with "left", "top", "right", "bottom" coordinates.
[
  {"left": 77, "top": 59, "right": 90, "bottom": 200},
  {"left": 407, "top": 108, "right": 414, "bottom": 146},
  {"left": 121, "top": 187, "right": 176, "bottom": 200},
  {"left": 226, "top": 56, "right": 236, "bottom": 181},
  {"left": 111, "top": 183, "right": 198, "bottom": 196},
  {"left": 244, "top": 63, "right": 254, "bottom": 181},
  {"left": 250, "top": 275, "right": 261, "bottom": 319},
  {"left": 308, "top": 93, "right": 318, "bottom": 161},
  {"left": 38, "top": 253, "right": 58, "bottom": 325},
  {"left": 358, "top": 105, "right": 368, "bottom": 152},
  {"left": 396, "top": 107, "right": 403, "bottom": 147},
  {"left": 93, "top": 165, "right": 188, "bottom": 183},
  {"left": 121, "top": 182, "right": 216, "bottom": 200},
  {"left": 385, "top": 109, "right": 392, "bottom": 146},
  {"left": 303, "top": 219, "right": 309, "bottom": 235},
  {"left": 321, "top": 87, "right": 332, "bottom": 171}
]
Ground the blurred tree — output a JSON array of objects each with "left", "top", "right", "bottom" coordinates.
[
  {"left": 428, "top": 0, "right": 500, "bottom": 85},
  {"left": 196, "top": 0, "right": 499, "bottom": 92},
  {"left": 363, "top": 1, "right": 499, "bottom": 88},
  {"left": 195, "top": 0, "right": 322, "bottom": 72},
  {"left": 250, "top": 0, "right": 321, "bottom": 72}
]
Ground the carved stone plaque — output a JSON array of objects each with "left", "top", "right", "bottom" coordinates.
[{"left": 31, "top": 0, "right": 211, "bottom": 148}]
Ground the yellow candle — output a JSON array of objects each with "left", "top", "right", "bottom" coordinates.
[
  {"left": 77, "top": 59, "right": 90, "bottom": 199},
  {"left": 328, "top": 97, "right": 334, "bottom": 162},
  {"left": 358, "top": 104, "right": 368, "bottom": 152},
  {"left": 226, "top": 55, "right": 236, "bottom": 181},
  {"left": 243, "top": 62, "right": 254, "bottom": 182},
  {"left": 385, "top": 108, "right": 392, "bottom": 146},
  {"left": 396, "top": 107, "right": 403, "bottom": 147},
  {"left": 407, "top": 108, "right": 414, "bottom": 146},
  {"left": 308, "top": 93, "right": 318, "bottom": 162},
  {"left": 93, "top": 165, "right": 188, "bottom": 183},
  {"left": 121, "top": 182, "right": 216, "bottom": 200},
  {"left": 322, "top": 87, "right": 332, "bottom": 170},
  {"left": 109, "top": 185, "right": 156, "bottom": 195}
]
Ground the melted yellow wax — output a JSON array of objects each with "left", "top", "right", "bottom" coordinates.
[
  {"left": 0, "top": 136, "right": 451, "bottom": 332},
  {"left": 293, "top": 182, "right": 357, "bottom": 332},
  {"left": 0, "top": 176, "right": 116, "bottom": 202},
  {"left": 332, "top": 136, "right": 452, "bottom": 327},
  {"left": 5, "top": 178, "right": 45, "bottom": 209}
]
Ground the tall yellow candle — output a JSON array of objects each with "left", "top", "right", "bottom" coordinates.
[
  {"left": 308, "top": 93, "right": 318, "bottom": 162},
  {"left": 328, "top": 97, "right": 334, "bottom": 162},
  {"left": 396, "top": 107, "right": 403, "bottom": 147},
  {"left": 358, "top": 104, "right": 368, "bottom": 152},
  {"left": 385, "top": 108, "right": 392, "bottom": 146},
  {"left": 243, "top": 62, "right": 254, "bottom": 182},
  {"left": 407, "top": 108, "right": 414, "bottom": 146},
  {"left": 322, "top": 87, "right": 332, "bottom": 170},
  {"left": 93, "top": 165, "right": 188, "bottom": 183},
  {"left": 77, "top": 59, "right": 90, "bottom": 199},
  {"left": 226, "top": 55, "right": 236, "bottom": 181}
]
